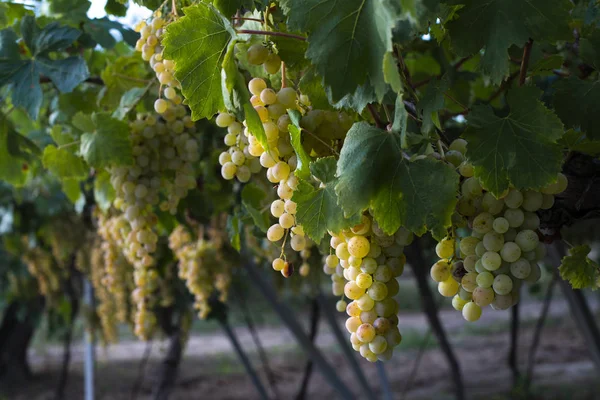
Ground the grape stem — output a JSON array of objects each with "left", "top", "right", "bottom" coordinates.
[
  {"left": 519, "top": 39, "right": 534, "bottom": 86},
  {"left": 171, "top": 0, "right": 178, "bottom": 17},
  {"left": 235, "top": 29, "right": 307, "bottom": 41},
  {"left": 367, "top": 104, "right": 385, "bottom": 129},
  {"left": 281, "top": 62, "right": 287, "bottom": 89},
  {"left": 231, "top": 17, "right": 264, "bottom": 23}
]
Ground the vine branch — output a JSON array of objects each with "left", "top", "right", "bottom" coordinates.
[
  {"left": 367, "top": 104, "right": 385, "bottom": 129},
  {"left": 519, "top": 39, "right": 534, "bottom": 86},
  {"left": 235, "top": 30, "right": 307, "bottom": 41}
]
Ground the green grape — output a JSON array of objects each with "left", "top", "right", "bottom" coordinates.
[
  {"left": 272, "top": 258, "right": 285, "bottom": 271},
  {"left": 248, "top": 77, "right": 267, "bottom": 96},
  {"left": 473, "top": 287, "right": 495, "bottom": 307},
  {"left": 482, "top": 192, "right": 504, "bottom": 215},
  {"left": 438, "top": 277, "right": 459, "bottom": 297},
  {"left": 491, "top": 293, "right": 513, "bottom": 310},
  {"left": 221, "top": 162, "right": 237, "bottom": 180},
  {"left": 290, "top": 234, "right": 306, "bottom": 251},
  {"left": 356, "top": 272, "right": 373, "bottom": 289},
  {"left": 482, "top": 251, "right": 502, "bottom": 271},
  {"left": 503, "top": 189, "right": 523, "bottom": 209},
  {"left": 361, "top": 257, "right": 378, "bottom": 274},
  {"left": 463, "top": 255, "right": 478, "bottom": 272},
  {"left": 493, "top": 217, "right": 509, "bottom": 234},
  {"left": 357, "top": 294, "right": 375, "bottom": 311},
  {"left": 336, "top": 242, "right": 350, "bottom": 260},
  {"left": 270, "top": 200, "right": 285, "bottom": 218},
  {"left": 462, "top": 177, "right": 483, "bottom": 198},
  {"left": 449, "top": 138, "right": 467, "bottom": 154},
  {"left": 476, "top": 271, "right": 494, "bottom": 288},
  {"left": 493, "top": 274, "right": 513, "bottom": 295},
  {"left": 515, "top": 229, "right": 539, "bottom": 252},
  {"left": 483, "top": 231, "right": 504, "bottom": 252},
  {"left": 540, "top": 193, "right": 555, "bottom": 209},
  {"left": 356, "top": 323, "right": 376, "bottom": 343},
  {"left": 452, "top": 295, "right": 468, "bottom": 311},
  {"left": 541, "top": 173, "right": 568, "bottom": 194},
  {"left": 279, "top": 212, "right": 294, "bottom": 229},
  {"left": 460, "top": 236, "right": 480, "bottom": 256},
  {"left": 373, "top": 265, "right": 392, "bottom": 282},
  {"left": 260, "top": 88, "right": 278, "bottom": 105},
  {"left": 267, "top": 223, "right": 284, "bottom": 242},
  {"left": 522, "top": 190, "right": 543, "bottom": 211},
  {"left": 461, "top": 272, "right": 478, "bottom": 292},
  {"left": 345, "top": 317, "right": 362, "bottom": 333},
  {"left": 348, "top": 236, "right": 371, "bottom": 258},
  {"left": 504, "top": 208, "right": 524, "bottom": 228},
  {"left": 154, "top": 98, "right": 168, "bottom": 114},
  {"left": 445, "top": 150, "right": 464, "bottom": 167},
  {"left": 369, "top": 335, "right": 388, "bottom": 355},
  {"left": 344, "top": 281, "right": 365, "bottom": 300},
  {"left": 263, "top": 53, "right": 282, "bottom": 74},
  {"left": 458, "top": 162, "right": 474, "bottom": 177},
  {"left": 385, "top": 278, "right": 400, "bottom": 297},
  {"left": 247, "top": 44, "right": 269, "bottom": 65},
  {"left": 510, "top": 258, "right": 531, "bottom": 279},
  {"left": 462, "top": 302, "right": 482, "bottom": 322},
  {"left": 522, "top": 212, "right": 540, "bottom": 230},
  {"left": 475, "top": 241, "right": 487, "bottom": 258},
  {"left": 367, "top": 282, "right": 388, "bottom": 301},
  {"left": 277, "top": 87, "right": 298, "bottom": 108},
  {"left": 430, "top": 260, "right": 451, "bottom": 282},
  {"left": 500, "top": 241, "right": 521, "bottom": 263},
  {"left": 436, "top": 237, "right": 455, "bottom": 258},
  {"left": 524, "top": 262, "right": 541, "bottom": 283},
  {"left": 473, "top": 212, "right": 494, "bottom": 234},
  {"left": 375, "top": 298, "right": 398, "bottom": 318}
]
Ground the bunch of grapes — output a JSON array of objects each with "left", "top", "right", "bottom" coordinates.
[
  {"left": 323, "top": 214, "right": 410, "bottom": 362},
  {"left": 216, "top": 113, "right": 262, "bottom": 182},
  {"left": 90, "top": 238, "right": 133, "bottom": 343},
  {"left": 22, "top": 245, "right": 62, "bottom": 300},
  {"left": 430, "top": 139, "right": 568, "bottom": 322},
  {"left": 169, "top": 224, "right": 233, "bottom": 319},
  {"left": 96, "top": 212, "right": 157, "bottom": 339}
]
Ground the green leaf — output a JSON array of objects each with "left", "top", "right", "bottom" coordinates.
[
  {"left": 43, "top": 145, "right": 88, "bottom": 179},
  {"left": 84, "top": 18, "right": 138, "bottom": 49},
  {"left": 241, "top": 183, "right": 270, "bottom": 233},
  {"left": 391, "top": 95, "right": 409, "bottom": 148},
  {"left": 553, "top": 77, "right": 600, "bottom": 140},
  {"left": 417, "top": 73, "right": 450, "bottom": 133},
  {"left": 287, "top": 110, "right": 312, "bottom": 179},
  {"left": 204, "top": 0, "right": 253, "bottom": 17},
  {"left": 330, "top": 83, "right": 376, "bottom": 113},
  {"left": 49, "top": 125, "right": 77, "bottom": 146},
  {"left": 559, "top": 245, "right": 599, "bottom": 290},
  {"left": 105, "top": 0, "right": 127, "bottom": 16},
  {"left": 243, "top": 102, "right": 269, "bottom": 152},
  {"left": 112, "top": 86, "right": 149, "bottom": 120},
  {"left": 99, "top": 55, "right": 149, "bottom": 109},
  {"left": 444, "top": 0, "right": 573, "bottom": 83},
  {"left": 227, "top": 213, "right": 241, "bottom": 251},
  {"left": 580, "top": 29, "right": 600, "bottom": 70},
  {"left": 0, "top": 18, "right": 89, "bottom": 118},
  {"left": 72, "top": 112, "right": 95, "bottom": 133},
  {"left": 293, "top": 157, "right": 361, "bottom": 241},
  {"left": 383, "top": 52, "right": 403, "bottom": 94},
  {"left": 463, "top": 86, "right": 564, "bottom": 196},
  {"left": 80, "top": 113, "right": 133, "bottom": 169},
  {"left": 558, "top": 129, "right": 600, "bottom": 156},
  {"left": 0, "top": 29, "right": 19, "bottom": 58},
  {"left": 163, "top": 3, "right": 236, "bottom": 121},
  {"left": 335, "top": 122, "right": 458, "bottom": 238},
  {"left": 282, "top": 0, "right": 399, "bottom": 101},
  {"left": 62, "top": 178, "right": 82, "bottom": 204},
  {"left": 298, "top": 68, "right": 332, "bottom": 111},
  {"left": 529, "top": 55, "right": 564, "bottom": 76},
  {"left": 0, "top": 114, "right": 28, "bottom": 186},
  {"left": 94, "top": 170, "right": 116, "bottom": 212},
  {"left": 49, "top": 0, "right": 90, "bottom": 18}
]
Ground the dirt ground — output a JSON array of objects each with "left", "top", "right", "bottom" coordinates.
[{"left": 4, "top": 297, "right": 600, "bottom": 400}]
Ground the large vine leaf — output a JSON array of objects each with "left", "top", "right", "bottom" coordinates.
[
  {"left": 287, "top": 110, "right": 312, "bottom": 179},
  {"left": 335, "top": 122, "right": 458, "bottom": 238},
  {"left": 293, "top": 157, "right": 361, "bottom": 242},
  {"left": 281, "top": 0, "right": 400, "bottom": 102},
  {"left": 42, "top": 145, "right": 88, "bottom": 179},
  {"left": 553, "top": 77, "right": 600, "bottom": 140},
  {"left": 0, "top": 114, "right": 32, "bottom": 186},
  {"left": 462, "top": 86, "right": 564, "bottom": 196},
  {"left": 559, "top": 245, "right": 599, "bottom": 290},
  {"left": 163, "top": 3, "right": 236, "bottom": 121},
  {"left": 417, "top": 73, "right": 450, "bottom": 133},
  {"left": 79, "top": 113, "right": 133, "bottom": 169},
  {"left": 0, "top": 17, "right": 89, "bottom": 118},
  {"left": 444, "top": 0, "right": 572, "bottom": 84}
]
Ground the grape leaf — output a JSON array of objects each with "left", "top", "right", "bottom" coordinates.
[
  {"left": 241, "top": 183, "right": 269, "bottom": 233},
  {"left": 227, "top": 213, "right": 241, "bottom": 251},
  {"left": 42, "top": 145, "right": 88, "bottom": 179},
  {"left": 558, "top": 129, "right": 600, "bottom": 156},
  {"left": 163, "top": 3, "right": 236, "bottom": 121},
  {"left": 383, "top": 52, "right": 403, "bottom": 94},
  {"left": 99, "top": 55, "right": 149, "bottom": 109},
  {"left": 298, "top": 68, "right": 332, "bottom": 111},
  {"left": 293, "top": 157, "right": 360, "bottom": 241},
  {"left": 203, "top": 0, "right": 254, "bottom": 17},
  {"left": 94, "top": 170, "right": 116, "bottom": 212},
  {"left": 281, "top": 0, "right": 399, "bottom": 101},
  {"left": 417, "top": 73, "right": 450, "bottom": 133},
  {"left": 84, "top": 18, "right": 138, "bottom": 49},
  {"left": 335, "top": 122, "right": 458, "bottom": 238},
  {"left": 0, "top": 114, "right": 29, "bottom": 186},
  {"left": 580, "top": 29, "right": 600, "bottom": 70},
  {"left": 79, "top": 113, "right": 133, "bottom": 168},
  {"left": 287, "top": 110, "right": 312, "bottom": 179},
  {"left": 462, "top": 86, "right": 564, "bottom": 196},
  {"left": 104, "top": 0, "right": 127, "bottom": 16},
  {"left": 444, "top": 0, "right": 572, "bottom": 83},
  {"left": 0, "top": 18, "right": 89, "bottom": 118},
  {"left": 112, "top": 86, "right": 150, "bottom": 120},
  {"left": 330, "top": 83, "right": 376, "bottom": 113},
  {"left": 559, "top": 245, "right": 599, "bottom": 289},
  {"left": 553, "top": 77, "right": 600, "bottom": 140},
  {"left": 62, "top": 178, "right": 82, "bottom": 204}
]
